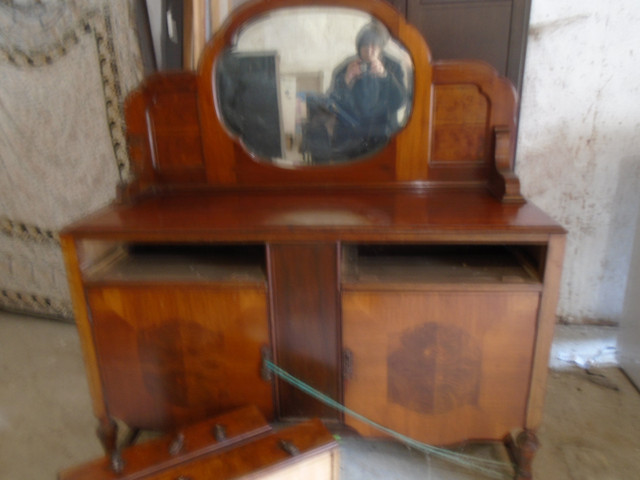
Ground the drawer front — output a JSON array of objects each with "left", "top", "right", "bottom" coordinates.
[
  {"left": 149, "top": 419, "right": 339, "bottom": 480},
  {"left": 342, "top": 290, "right": 539, "bottom": 444},
  {"left": 59, "top": 416, "right": 337, "bottom": 480},
  {"left": 87, "top": 284, "right": 272, "bottom": 430},
  {"left": 58, "top": 406, "right": 272, "bottom": 480},
  {"left": 151, "top": 450, "right": 338, "bottom": 480}
]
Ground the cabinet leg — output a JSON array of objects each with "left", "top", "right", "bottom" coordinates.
[
  {"left": 97, "top": 417, "right": 124, "bottom": 473},
  {"left": 504, "top": 429, "right": 539, "bottom": 480}
]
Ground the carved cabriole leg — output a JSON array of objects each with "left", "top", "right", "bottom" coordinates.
[
  {"left": 96, "top": 417, "right": 124, "bottom": 473},
  {"left": 504, "top": 429, "right": 539, "bottom": 480}
]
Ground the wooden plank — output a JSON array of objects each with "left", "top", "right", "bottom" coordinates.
[
  {"left": 61, "top": 190, "right": 565, "bottom": 241},
  {"left": 60, "top": 235, "right": 109, "bottom": 423},
  {"left": 268, "top": 243, "right": 341, "bottom": 420},
  {"left": 526, "top": 233, "right": 566, "bottom": 428}
]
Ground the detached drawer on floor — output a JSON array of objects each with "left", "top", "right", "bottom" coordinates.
[{"left": 58, "top": 406, "right": 339, "bottom": 480}]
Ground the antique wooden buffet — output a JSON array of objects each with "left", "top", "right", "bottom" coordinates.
[{"left": 60, "top": 0, "right": 565, "bottom": 478}]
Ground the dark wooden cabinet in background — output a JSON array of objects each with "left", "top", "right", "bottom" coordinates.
[{"left": 388, "top": 0, "right": 531, "bottom": 93}]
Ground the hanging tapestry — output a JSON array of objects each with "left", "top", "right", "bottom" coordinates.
[{"left": 0, "top": 0, "right": 143, "bottom": 320}]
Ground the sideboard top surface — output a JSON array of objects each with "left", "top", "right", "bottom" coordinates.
[{"left": 62, "top": 189, "right": 564, "bottom": 242}]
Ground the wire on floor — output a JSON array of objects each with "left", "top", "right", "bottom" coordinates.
[{"left": 264, "top": 360, "right": 514, "bottom": 479}]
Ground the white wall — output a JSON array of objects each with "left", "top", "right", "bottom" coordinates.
[{"left": 516, "top": 0, "right": 640, "bottom": 324}]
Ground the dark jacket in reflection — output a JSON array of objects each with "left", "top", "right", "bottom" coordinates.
[{"left": 328, "top": 54, "right": 407, "bottom": 160}]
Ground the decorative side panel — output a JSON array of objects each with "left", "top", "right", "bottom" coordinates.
[
  {"left": 149, "top": 89, "right": 206, "bottom": 171},
  {"left": 431, "top": 60, "right": 520, "bottom": 199},
  {"left": 124, "top": 73, "right": 207, "bottom": 196}
]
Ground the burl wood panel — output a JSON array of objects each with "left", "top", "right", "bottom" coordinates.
[
  {"left": 430, "top": 60, "right": 518, "bottom": 195},
  {"left": 342, "top": 290, "right": 540, "bottom": 445},
  {"left": 431, "top": 84, "right": 489, "bottom": 164},
  {"left": 268, "top": 243, "right": 341, "bottom": 420},
  {"left": 87, "top": 284, "right": 272, "bottom": 430}
]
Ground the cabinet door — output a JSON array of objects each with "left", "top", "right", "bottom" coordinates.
[
  {"left": 87, "top": 284, "right": 272, "bottom": 430},
  {"left": 342, "top": 290, "right": 539, "bottom": 445}
]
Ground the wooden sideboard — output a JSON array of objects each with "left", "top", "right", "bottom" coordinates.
[{"left": 61, "top": 1, "right": 565, "bottom": 478}]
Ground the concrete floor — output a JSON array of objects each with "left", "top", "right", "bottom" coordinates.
[{"left": 1, "top": 310, "right": 638, "bottom": 479}]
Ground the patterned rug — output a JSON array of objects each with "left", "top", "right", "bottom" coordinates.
[{"left": 0, "top": 0, "right": 143, "bottom": 321}]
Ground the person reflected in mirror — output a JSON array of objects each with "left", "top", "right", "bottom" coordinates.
[{"left": 328, "top": 22, "right": 408, "bottom": 160}]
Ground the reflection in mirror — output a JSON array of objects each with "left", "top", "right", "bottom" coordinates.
[{"left": 215, "top": 7, "right": 414, "bottom": 167}]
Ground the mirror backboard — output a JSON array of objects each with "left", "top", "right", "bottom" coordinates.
[
  {"left": 124, "top": 0, "right": 521, "bottom": 200},
  {"left": 214, "top": 7, "right": 413, "bottom": 167}
]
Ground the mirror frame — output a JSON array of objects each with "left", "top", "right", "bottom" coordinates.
[
  {"left": 197, "top": 0, "right": 433, "bottom": 186},
  {"left": 213, "top": 7, "right": 415, "bottom": 167}
]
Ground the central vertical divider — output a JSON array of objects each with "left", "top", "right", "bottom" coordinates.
[{"left": 267, "top": 243, "right": 341, "bottom": 421}]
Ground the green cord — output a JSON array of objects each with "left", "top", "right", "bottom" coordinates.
[{"left": 265, "top": 360, "right": 514, "bottom": 479}]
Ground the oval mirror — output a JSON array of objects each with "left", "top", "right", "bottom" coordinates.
[{"left": 215, "top": 6, "right": 414, "bottom": 167}]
